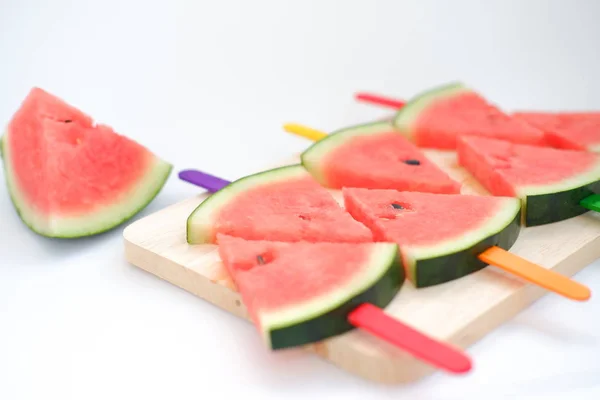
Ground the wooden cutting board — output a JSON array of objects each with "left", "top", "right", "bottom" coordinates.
[{"left": 123, "top": 150, "right": 600, "bottom": 384}]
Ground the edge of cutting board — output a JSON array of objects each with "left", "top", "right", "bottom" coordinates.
[{"left": 123, "top": 152, "right": 600, "bottom": 384}]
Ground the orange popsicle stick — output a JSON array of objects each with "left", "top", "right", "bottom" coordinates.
[{"left": 479, "top": 246, "right": 591, "bottom": 301}]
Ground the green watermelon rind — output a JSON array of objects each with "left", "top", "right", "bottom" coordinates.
[
  {"left": 516, "top": 162, "right": 600, "bottom": 226},
  {"left": 411, "top": 199, "right": 522, "bottom": 287},
  {"left": 263, "top": 242, "right": 404, "bottom": 350},
  {"left": 392, "top": 82, "right": 469, "bottom": 139},
  {"left": 186, "top": 164, "right": 309, "bottom": 244},
  {"left": 1, "top": 132, "right": 172, "bottom": 238},
  {"left": 300, "top": 120, "right": 396, "bottom": 186}
]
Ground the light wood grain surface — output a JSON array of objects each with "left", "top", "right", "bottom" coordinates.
[{"left": 123, "top": 151, "right": 600, "bottom": 384}]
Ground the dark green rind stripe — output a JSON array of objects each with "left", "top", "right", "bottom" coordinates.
[
  {"left": 414, "top": 210, "right": 521, "bottom": 288},
  {"left": 524, "top": 181, "right": 600, "bottom": 226},
  {"left": 268, "top": 248, "right": 405, "bottom": 350}
]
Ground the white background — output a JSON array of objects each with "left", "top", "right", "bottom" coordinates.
[{"left": 2, "top": 1, "right": 600, "bottom": 398}]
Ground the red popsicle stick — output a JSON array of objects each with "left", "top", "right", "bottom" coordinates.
[
  {"left": 179, "top": 168, "right": 473, "bottom": 375},
  {"left": 355, "top": 92, "right": 406, "bottom": 109},
  {"left": 348, "top": 303, "right": 472, "bottom": 374}
]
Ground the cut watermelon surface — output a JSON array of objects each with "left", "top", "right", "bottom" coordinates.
[
  {"left": 301, "top": 120, "right": 461, "bottom": 194},
  {"left": 457, "top": 136, "right": 600, "bottom": 226},
  {"left": 513, "top": 111, "right": 600, "bottom": 152},
  {"left": 217, "top": 234, "right": 403, "bottom": 349},
  {"left": 186, "top": 164, "right": 373, "bottom": 244},
  {"left": 1, "top": 88, "right": 172, "bottom": 238},
  {"left": 393, "top": 82, "right": 546, "bottom": 150},
  {"left": 343, "top": 188, "right": 521, "bottom": 287}
]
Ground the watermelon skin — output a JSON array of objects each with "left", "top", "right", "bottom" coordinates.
[
  {"left": 1, "top": 88, "right": 172, "bottom": 238},
  {"left": 392, "top": 82, "right": 547, "bottom": 150},
  {"left": 457, "top": 136, "right": 600, "bottom": 226},
  {"left": 513, "top": 112, "right": 600, "bottom": 153},
  {"left": 342, "top": 188, "right": 521, "bottom": 287},
  {"left": 186, "top": 164, "right": 373, "bottom": 244},
  {"left": 216, "top": 234, "right": 404, "bottom": 349},
  {"left": 300, "top": 120, "right": 461, "bottom": 194}
]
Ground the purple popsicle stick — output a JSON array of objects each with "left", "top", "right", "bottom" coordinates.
[{"left": 178, "top": 169, "right": 230, "bottom": 193}]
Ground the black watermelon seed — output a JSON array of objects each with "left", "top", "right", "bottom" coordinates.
[
  {"left": 256, "top": 255, "right": 266, "bottom": 265},
  {"left": 62, "top": 119, "right": 73, "bottom": 123},
  {"left": 404, "top": 159, "right": 420, "bottom": 165},
  {"left": 391, "top": 203, "right": 404, "bottom": 210}
]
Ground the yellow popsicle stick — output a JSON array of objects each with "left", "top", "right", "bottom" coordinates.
[
  {"left": 479, "top": 246, "right": 591, "bottom": 301},
  {"left": 283, "top": 123, "right": 327, "bottom": 141}
]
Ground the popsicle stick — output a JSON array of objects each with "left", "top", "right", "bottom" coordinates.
[
  {"left": 355, "top": 92, "right": 406, "bottom": 109},
  {"left": 178, "top": 169, "right": 229, "bottom": 192},
  {"left": 581, "top": 194, "right": 600, "bottom": 213},
  {"left": 178, "top": 168, "right": 472, "bottom": 374},
  {"left": 282, "top": 123, "right": 327, "bottom": 141},
  {"left": 348, "top": 303, "right": 472, "bottom": 374},
  {"left": 479, "top": 246, "right": 591, "bottom": 301}
]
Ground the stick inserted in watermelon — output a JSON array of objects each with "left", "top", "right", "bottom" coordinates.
[
  {"left": 182, "top": 165, "right": 373, "bottom": 244},
  {"left": 281, "top": 125, "right": 591, "bottom": 301},
  {"left": 342, "top": 188, "right": 590, "bottom": 300},
  {"left": 353, "top": 83, "right": 547, "bottom": 150},
  {"left": 179, "top": 168, "right": 473, "bottom": 374},
  {"left": 284, "top": 121, "right": 462, "bottom": 194},
  {"left": 356, "top": 93, "right": 600, "bottom": 216},
  {"left": 356, "top": 92, "right": 600, "bottom": 155}
]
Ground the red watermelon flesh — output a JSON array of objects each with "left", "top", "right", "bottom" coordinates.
[
  {"left": 186, "top": 164, "right": 373, "bottom": 244},
  {"left": 393, "top": 82, "right": 546, "bottom": 150},
  {"left": 457, "top": 136, "right": 600, "bottom": 196},
  {"left": 457, "top": 136, "right": 600, "bottom": 226},
  {"left": 513, "top": 111, "right": 600, "bottom": 152},
  {"left": 1, "top": 87, "right": 172, "bottom": 237},
  {"left": 216, "top": 234, "right": 402, "bottom": 349},
  {"left": 301, "top": 121, "right": 461, "bottom": 194},
  {"left": 343, "top": 188, "right": 521, "bottom": 283}
]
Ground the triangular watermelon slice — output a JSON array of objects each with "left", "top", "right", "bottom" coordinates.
[
  {"left": 216, "top": 234, "right": 403, "bottom": 349},
  {"left": 1, "top": 88, "right": 172, "bottom": 238},
  {"left": 342, "top": 188, "right": 521, "bottom": 287},
  {"left": 186, "top": 164, "right": 374, "bottom": 244},
  {"left": 457, "top": 136, "right": 600, "bottom": 226},
  {"left": 301, "top": 120, "right": 461, "bottom": 194},
  {"left": 392, "top": 82, "right": 546, "bottom": 150},
  {"left": 513, "top": 111, "right": 600, "bottom": 152}
]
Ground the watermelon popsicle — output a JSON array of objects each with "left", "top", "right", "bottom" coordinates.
[
  {"left": 457, "top": 136, "right": 600, "bottom": 226},
  {"left": 283, "top": 121, "right": 462, "bottom": 194},
  {"left": 356, "top": 92, "right": 600, "bottom": 154},
  {"left": 178, "top": 166, "right": 472, "bottom": 374},
  {"left": 353, "top": 82, "right": 547, "bottom": 149},
  {"left": 280, "top": 126, "right": 590, "bottom": 300},
  {"left": 512, "top": 111, "right": 600, "bottom": 153}
]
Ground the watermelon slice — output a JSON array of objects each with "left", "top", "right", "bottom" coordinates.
[
  {"left": 343, "top": 188, "right": 521, "bottom": 287},
  {"left": 392, "top": 82, "right": 546, "bottom": 150},
  {"left": 216, "top": 234, "right": 403, "bottom": 349},
  {"left": 186, "top": 164, "right": 373, "bottom": 244},
  {"left": 457, "top": 136, "right": 600, "bottom": 226},
  {"left": 300, "top": 120, "right": 462, "bottom": 193},
  {"left": 513, "top": 111, "right": 600, "bottom": 152},
  {"left": 1, "top": 88, "right": 172, "bottom": 238}
]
